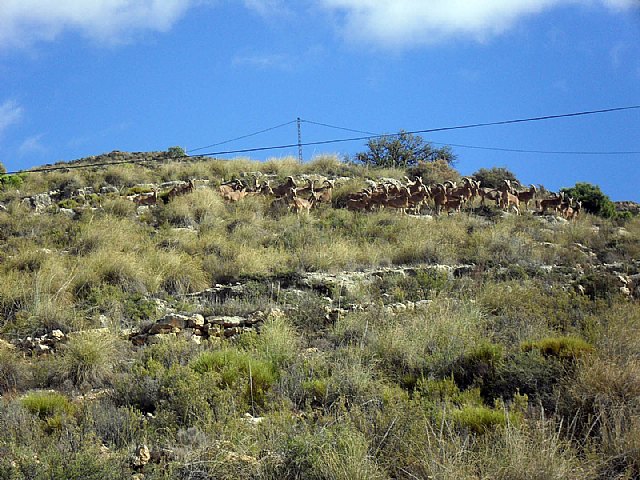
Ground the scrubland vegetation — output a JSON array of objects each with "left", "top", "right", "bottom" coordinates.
[{"left": 0, "top": 153, "right": 639, "bottom": 479}]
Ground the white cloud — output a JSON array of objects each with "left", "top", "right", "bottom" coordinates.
[
  {"left": 232, "top": 52, "right": 293, "bottom": 69},
  {"left": 0, "top": 0, "right": 204, "bottom": 48},
  {"left": 0, "top": 100, "right": 23, "bottom": 136},
  {"left": 317, "top": 0, "right": 639, "bottom": 46},
  {"left": 18, "top": 134, "right": 47, "bottom": 156},
  {"left": 243, "top": 0, "right": 290, "bottom": 17}
]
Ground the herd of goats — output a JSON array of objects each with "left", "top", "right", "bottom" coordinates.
[{"left": 130, "top": 175, "right": 582, "bottom": 218}]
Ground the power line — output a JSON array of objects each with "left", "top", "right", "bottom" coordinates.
[
  {"left": 186, "top": 119, "right": 296, "bottom": 153},
  {"left": 8, "top": 105, "right": 640, "bottom": 175},
  {"left": 300, "top": 119, "right": 380, "bottom": 136},
  {"left": 412, "top": 105, "right": 640, "bottom": 136},
  {"left": 423, "top": 141, "right": 640, "bottom": 156},
  {"left": 303, "top": 116, "right": 640, "bottom": 155},
  {"left": 302, "top": 105, "right": 640, "bottom": 143},
  {"left": 192, "top": 103, "right": 640, "bottom": 157}
]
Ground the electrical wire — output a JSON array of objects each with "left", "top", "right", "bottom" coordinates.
[
  {"left": 186, "top": 119, "right": 297, "bottom": 153},
  {"left": 7, "top": 105, "right": 640, "bottom": 175},
  {"left": 300, "top": 119, "right": 380, "bottom": 136}
]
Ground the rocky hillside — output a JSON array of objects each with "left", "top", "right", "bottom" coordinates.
[{"left": 0, "top": 154, "right": 639, "bottom": 479}]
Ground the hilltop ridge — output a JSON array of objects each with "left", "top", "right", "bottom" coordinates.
[{"left": 0, "top": 155, "right": 639, "bottom": 478}]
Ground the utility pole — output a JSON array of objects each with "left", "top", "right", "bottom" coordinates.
[{"left": 297, "top": 117, "right": 303, "bottom": 163}]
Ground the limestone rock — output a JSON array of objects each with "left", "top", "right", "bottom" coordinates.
[
  {"left": 132, "top": 444, "right": 151, "bottom": 468},
  {"left": 147, "top": 313, "right": 189, "bottom": 335},
  {"left": 207, "top": 316, "right": 246, "bottom": 328}
]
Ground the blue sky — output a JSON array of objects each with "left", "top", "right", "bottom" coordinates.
[{"left": 0, "top": 0, "right": 639, "bottom": 200}]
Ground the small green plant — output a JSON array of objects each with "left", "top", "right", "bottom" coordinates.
[
  {"left": 521, "top": 336, "right": 594, "bottom": 360},
  {"left": 450, "top": 405, "right": 510, "bottom": 434},
  {"left": 0, "top": 347, "right": 32, "bottom": 393},
  {"left": 0, "top": 173, "right": 25, "bottom": 190},
  {"left": 59, "top": 331, "right": 121, "bottom": 388},
  {"left": 191, "top": 348, "right": 277, "bottom": 409},
  {"left": 21, "top": 391, "right": 73, "bottom": 419},
  {"left": 450, "top": 342, "right": 504, "bottom": 390}
]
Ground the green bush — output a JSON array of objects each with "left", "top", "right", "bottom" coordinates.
[
  {"left": 482, "top": 350, "right": 564, "bottom": 409},
  {"left": 114, "top": 349, "right": 219, "bottom": 425},
  {"left": 450, "top": 405, "right": 512, "bottom": 434},
  {"left": 0, "top": 173, "right": 25, "bottom": 190},
  {"left": 450, "top": 342, "right": 504, "bottom": 390},
  {"left": 190, "top": 348, "right": 276, "bottom": 409},
  {"left": 472, "top": 167, "right": 519, "bottom": 189},
  {"left": 21, "top": 391, "right": 73, "bottom": 419},
  {"left": 167, "top": 146, "right": 187, "bottom": 158},
  {"left": 561, "top": 182, "right": 617, "bottom": 218},
  {"left": 521, "top": 336, "right": 594, "bottom": 360},
  {"left": 355, "top": 131, "right": 456, "bottom": 168},
  {"left": 58, "top": 331, "right": 122, "bottom": 388},
  {"left": 0, "top": 347, "right": 32, "bottom": 393},
  {"left": 315, "top": 426, "right": 387, "bottom": 480},
  {"left": 407, "top": 158, "right": 461, "bottom": 184}
]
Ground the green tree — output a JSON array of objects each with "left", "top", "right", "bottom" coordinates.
[
  {"left": 355, "top": 131, "right": 456, "bottom": 168},
  {"left": 561, "top": 182, "right": 617, "bottom": 218},
  {"left": 0, "top": 161, "right": 24, "bottom": 190},
  {"left": 167, "top": 146, "right": 186, "bottom": 158},
  {"left": 472, "top": 167, "right": 519, "bottom": 189}
]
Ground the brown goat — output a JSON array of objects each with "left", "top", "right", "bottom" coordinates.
[
  {"left": 312, "top": 180, "right": 335, "bottom": 204},
  {"left": 289, "top": 195, "right": 315, "bottom": 214},
  {"left": 272, "top": 177, "right": 297, "bottom": 198},
  {"left": 222, "top": 189, "right": 249, "bottom": 202},
  {"left": 538, "top": 192, "right": 565, "bottom": 214},
  {"left": 516, "top": 185, "right": 537, "bottom": 211},
  {"left": 134, "top": 190, "right": 158, "bottom": 207},
  {"left": 346, "top": 193, "right": 371, "bottom": 212},
  {"left": 166, "top": 179, "right": 195, "bottom": 203},
  {"left": 383, "top": 187, "right": 411, "bottom": 214}
]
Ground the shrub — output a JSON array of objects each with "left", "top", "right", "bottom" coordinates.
[
  {"left": 58, "top": 331, "right": 122, "bottom": 389},
  {"left": 113, "top": 339, "right": 218, "bottom": 425},
  {"left": 578, "top": 271, "right": 623, "bottom": 301},
  {"left": 0, "top": 173, "right": 25, "bottom": 190},
  {"left": 157, "top": 187, "right": 225, "bottom": 228},
  {"left": 304, "top": 154, "right": 349, "bottom": 176},
  {"left": 0, "top": 346, "right": 32, "bottom": 393},
  {"left": 148, "top": 249, "right": 209, "bottom": 295},
  {"left": 473, "top": 421, "right": 589, "bottom": 479},
  {"left": 482, "top": 350, "right": 564, "bottom": 409},
  {"left": 21, "top": 391, "right": 73, "bottom": 419},
  {"left": 80, "top": 400, "right": 144, "bottom": 449},
  {"left": 561, "top": 182, "right": 617, "bottom": 218},
  {"left": 521, "top": 336, "right": 594, "bottom": 360},
  {"left": 190, "top": 348, "right": 276, "bottom": 409},
  {"left": 450, "top": 342, "right": 504, "bottom": 391},
  {"left": 315, "top": 426, "right": 387, "bottom": 480},
  {"left": 355, "top": 131, "right": 456, "bottom": 168},
  {"left": 344, "top": 299, "right": 486, "bottom": 382},
  {"left": 101, "top": 196, "right": 136, "bottom": 217},
  {"left": 407, "top": 159, "right": 461, "bottom": 184},
  {"left": 167, "top": 145, "right": 186, "bottom": 158},
  {"left": 472, "top": 167, "right": 520, "bottom": 189},
  {"left": 450, "top": 405, "right": 511, "bottom": 434},
  {"left": 372, "top": 268, "right": 449, "bottom": 303},
  {"left": 253, "top": 314, "right": 299, "bottom": 368}
]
